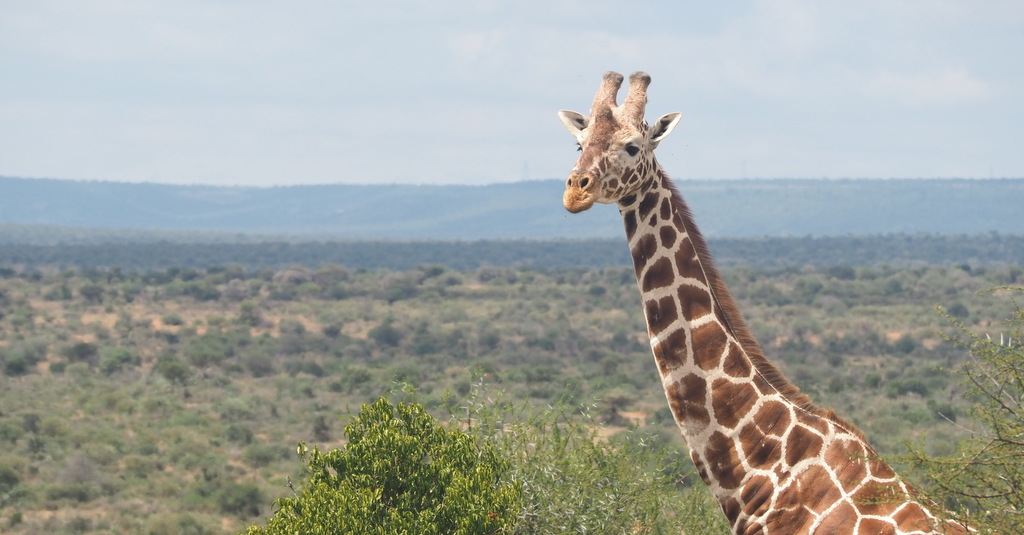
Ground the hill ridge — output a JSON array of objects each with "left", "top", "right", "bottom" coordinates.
[{"left": 2, "top": 176, "right": 1022, "bottom": 239}]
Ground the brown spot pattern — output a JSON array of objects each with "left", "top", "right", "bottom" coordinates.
[
  {"left": 851, "top": 482, "right": 903, "bottom": 517},
  {"left": 691, "top": 321, "right": 728, "bottom": 370},
  {"left": 795, "top": 409, "right": 832, "bottom": 435},
  {"left": 752, "top": 373, "right": 774, "bottom": 395},
  {"left": 827, "top": 440, "right": 870, "bottom": 493},
  {"left": 815, "top": 501, "right": 858, "bottom": 534},
  {"left": 668, "top": 373, "right": 710, "bottom": 426},
  {"left": 740, "top": 474, "right": 774, "bottom": 517},
  {"left": 739, "top": 422, "right": 782, "bottom": 469},
  {"left": 764, "top": 506, "right": 813, "bottom": 533},
  {"left": 858, "top": 517, "right": 897, "bottom": 534},
  {"left": 638, "top": 190, "right": 659, "bottom": 221},
  {"left": 622, "top": 211, "right": 637, "bottom": 239},
  {"left": 721, "top": 341, "right": 752, "bottom": 378},
  {"left": 644, "top": 295, "right": 678, "bottom": 334},
  {"left": 677, "top": 280, "right": 713, "bottom": 320},
  {"left": 658, "top": 225, "right": 677, "bottom": 248},
  {"left": 784, "top": 425, "right": 824, "bottom": 467},
  {"left": 641, "top": 257, "right": 674, "bottom": 292},
  {"left": 799, "top": 465, "right": 842, "bottom": 514},
  {"left": 659, "top": 196, "right": 671, "bottom": 220},
  {"left": 753, "top": 401, "right": 791, "bottom": 437},
  {"left": 705, "top": 431, "right": 744, "bottom": 490},
  {"left": 891, "top": 502, "right": 933, "bottom": 531},
  {"left": 674, "top": 245, "right": 705, "bottom": 281},
  {"left": 631, "top": 233, "right": 658, "bottom": 267},
  {"left": 711, "top": 378, "right": 757, "bottom": 429},
  {"left": 868, "top": 453, "right": 897, "bottom": 479},
  {"left": 655, "top": 328, "right": 689, "bottom": 372},
  {"left": 691, "top": 450, "right": 711, "bottom": 486}
]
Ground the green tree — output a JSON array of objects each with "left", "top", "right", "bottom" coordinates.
[
  {"left": 238, "top": 300, "right": 263, "bottom": 327},
  {"left": 63, "top": 342, "right": 99, "bottom": 366},
  {"left": 99, "top": 347, "right": 134, "bottom": 375},
  {"left": 79, "top": 283, "right": 105, "bottom": 303},
  {"left": 906, "top": 288, "right": 1024, "bottom": 533},
  {"left": 153, "top": 353, "right": 192, "bottom": 386},
  {"left": 368, "top": 319, "right": 403, "bottom": 347},
  {"left": 241, "top": 397, "right": 521, "bottom": 535},
  {"left": 218, "top": 482, "right": 264, "bottom": 517}
]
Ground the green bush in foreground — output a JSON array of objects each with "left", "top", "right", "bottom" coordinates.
[
  {"left": 906, "top": 288, "right": 1024, "bottom": 534},
  {"left": 241, "top": 397, "right": 521, "bottom": 535},
  {"left": 241, "top": 385, "right": 730, "bottom": 535}
]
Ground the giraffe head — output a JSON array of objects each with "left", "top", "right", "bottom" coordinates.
[{"left": 558, "top": 71, "right": 682, "bottom": 213}]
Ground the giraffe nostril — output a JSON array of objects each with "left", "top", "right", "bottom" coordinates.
[{"left": 580, "top": 177, "right": 590, "bottom": 189}]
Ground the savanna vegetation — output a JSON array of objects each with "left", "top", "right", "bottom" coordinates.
[
  {"left": 0, "top": 254, "right": 1021, "bottom": 533},
  {"left": 2, "top": 232, "right": 1024, "bottom": 272}
]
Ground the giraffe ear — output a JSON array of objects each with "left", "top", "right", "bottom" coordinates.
[
  {"left": 650, "top": 112, "right": 682, "bottom": 148},
  {"left": 558, "top": 110, "right": 588, "bottom": 137}
]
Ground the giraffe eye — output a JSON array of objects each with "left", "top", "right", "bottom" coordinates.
[{"left": 625, "top": 144, "right": 640, "bottom": 157}]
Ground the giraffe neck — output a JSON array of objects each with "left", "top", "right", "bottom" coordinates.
[
  {"left": 617, "top": 169, "right": 952, "bottom": 534},
  {"left": 619, "top": 169, "right": 768, "bottom": 444}
]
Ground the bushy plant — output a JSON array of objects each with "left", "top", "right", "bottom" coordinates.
[
  {"left": 217, "top": 482, "right": 264, "bottom": 517},
  {"left": 242, "top": 389, "right": 728, "bottom": 535},
  {"left": 452, "top": 386, "right": 729, "bottom": 535},
  {"left": 906, "top": 287, "right": 1024, "bottom": 533},
  {"left": 241, "top": 397, "right": 521, "bottom": 535}
]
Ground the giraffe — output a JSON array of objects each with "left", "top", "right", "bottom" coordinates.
[{"left": 557, "top": 71, "right": 970, "bottom": 535}]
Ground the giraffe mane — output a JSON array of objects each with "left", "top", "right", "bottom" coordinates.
[{"left": 660, "top": 170, "right": 868, "bottom": 442}]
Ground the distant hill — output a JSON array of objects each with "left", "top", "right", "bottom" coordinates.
[
  {"left": 4, "top": 234, "right": 1023, "bottom": 272},
  {"left": 1, "top": 176, "right": 1022, "bottom": 240}
]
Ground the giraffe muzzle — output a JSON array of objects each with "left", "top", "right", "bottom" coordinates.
[{"left": 563, "top": 173, "right": 597, "bottom": 213}]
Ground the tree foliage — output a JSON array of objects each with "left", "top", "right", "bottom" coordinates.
[
  {"left": 241, "top": 389, "right": 731, "bottom": 535},
  {"left": 242, "top": 397, "right": 521, "bottom": 535},
  {"left": 906, "top": 288, "right": 1024, "bottom": 533}
]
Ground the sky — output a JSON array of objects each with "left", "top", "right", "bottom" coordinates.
[{"left": 1, "top": 1, "right": 1022, "bottom": 187}]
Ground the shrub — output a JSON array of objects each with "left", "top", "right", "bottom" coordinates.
[
  {"left": 242, "top": 444, "right": 280, "bottom": 468},
  {"left": 242, "top": 353, "right": 275, "bottom": 377},
  {"left": 63, "top": 342, "right": 98, "bottom": 366},
  {"left": 0, "top": 420, "right": 21, "bottom": 443},
  {"left": 46, "top": 483, "right": 97, "bottom": 503},
  {"left": 312, "top": 415, "right": 330, "bottom": 442},
  {"left": 153, "top": 353, "right": 192, "bottom": 386},
  {"left": 99, "top": 347, "right": 135, "bottom": 375},
  {"left": 3, "top": 355, "right": 29, "bottom": 376},
  {"left": 455, "top": 388, "right": 729, "bottom": 535},
  {"left": 185, "top": 334, "right": 234, "bottom": 368},
  {"left": 225, "top": 423, "right": 255, "bottom": 445},
  {"left": 217, "top": 482, "right": 264, "bottom": 517},
  {"left": 241, "top": 397, "right": 521, "bottom": 535},
  {"left": 162, "top": 313, "right": 185, "bottom": 326},
  {"left": 143, "top": 512, "right": 212, "bottom": 535},
  {"left": 368, "top": 320, "right": 403, "bottom": 347},
  {"left": 0, "top": 462, "right": 19, "bottom": 493},
  {"left": 238, "top": 300, "right": 263, "bottom": 326},
  {"left": 906, "top": 289, "right": 1024, "bottom": 533},
  {"left": 79, "top": 283, "right": 104, "bottom": 302}
]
